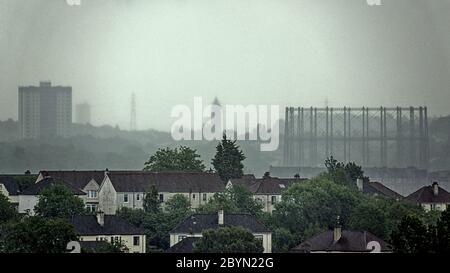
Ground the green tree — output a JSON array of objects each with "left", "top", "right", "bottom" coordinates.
[
  {"left": 118, "top": 194, "right": 192, "bottom": 251},
  {"left": 349, "top": 200, "right": 388, "bottom": 239},
  {"left": 144, "top": 146, "right": 205, "bottom": 172},
  {"left": 272, "top": 175, "right": 363, "bottom": 241},
  {"left": 165, "top": 194, "right": 191, "bottom": 216},
  {"left": 95, "top": 241, "right": 126, "bottom": 253},
  {"left": 1, "top": 216, "right": 77, "bottom": 253},
  {"left": 436, "top": 210, "right": 450, "bottom": 253},
  {"left": 143, "top": 185, "right": 161, "bottom": 214},
  {"left": 212, "top": 133, "right": 246, "bottom": 181},
  {"left": 13, "top": 175, "right": 37, "bottom": 192},
  {"left": 0, "top": 193, "right": 18, "bottom": 225},
  {"left": 324, "top": 156, "right": 364, "bottom": 188},
  {"left": 197, "top": 185, "right": 263, "bottom": 217},
  {"left": 116, "top": 207, "right": 147, "bottom": 227},
  {"left": 349, "top": 197, "right": 426, "bottom": 241},
  {"left": 194, "top": 226, "right": 264, "bottom": 253},
  {"left": 272, "top": 227, "right": 298, "bottom": 253},
  {"left": 34, "top": 184, "right": 86, "bottom": 219},
  {"left": 390, "top": 215, "right": 431, "bottom": 253}
]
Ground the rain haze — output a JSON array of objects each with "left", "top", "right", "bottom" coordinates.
[{"left": 1, "top": 0, "right": 450, "bottom": 131}]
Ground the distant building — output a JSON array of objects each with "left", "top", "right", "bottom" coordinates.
[
  {"left": 291, "top": 228, "right": 391, "bottom": 253},
  {"left": 405, "top": 182, "right": 450, "bottom": 211},
  {"left": 75, "top": 103, "right": 91, "bottom": 125},
  {"left": 168, "top": 211, "right": 272, "bottom": 253},
  {"left": 18, "top": 81, "right": 72, "bottom": 139}
]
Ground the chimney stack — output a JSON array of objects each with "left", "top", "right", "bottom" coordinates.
[
  {"left": 218, "top": 210, "right": 224, "bottom": 226},
  {"left": 356, "top": 178, "right": 364, "bottom": 192},
  {"left": 333, "top": 215, "right": 342, "bottom": 242},
  {"left": 333, "top": 226, "right": 342, "bottom": 243},
  {"left": 432, "top": 182, "right": 439, "bottom": 197},
  {"left": 96, "top": 211, "right": 105, "bottom": 227}
]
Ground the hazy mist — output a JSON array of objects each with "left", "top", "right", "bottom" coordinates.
[{"left": 1, "top": 0, "right": 450, "bottom": 131}]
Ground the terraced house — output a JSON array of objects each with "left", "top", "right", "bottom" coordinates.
[
  {"left": 0, "top": 176, "right": 20, "bottom": 209},
  {"left": 18, "top": 177, "right": 86, "bottom": 214},
  {"left": 98, "top": 171, "right": 225, "bottom": 215},
  {"left": 36, "top": 171, "right": 105, "bottom": 212},
  {"left": 168, "top": 210, "right": 272, "bottom": 253},
  {"left": 71, "top": 212, "right": 146, "bottom": 253},
  {"left": 406, "top": 182, "right": 450, "bottom": 211},
  {"left": 228, "top": 173, "right": 307, "bottom": 213}
]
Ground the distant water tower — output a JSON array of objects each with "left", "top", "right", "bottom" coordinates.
[{"left": 75, "top": 103, "right": 91, "bottom": 125}]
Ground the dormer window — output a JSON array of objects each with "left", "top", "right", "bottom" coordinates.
[
  {"left": 279, "top": 184, "right": 286, "bottom": 189},
  {"left": 87, "top": 190, "right": 98, "bottom": 198}
]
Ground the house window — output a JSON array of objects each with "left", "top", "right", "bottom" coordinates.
[
  {"left": 87, "top": 190, "right": 98, "bottom": 198},
  {"left": 136, "top": 194, "right": 140, "bottom": 201},
  {"left": 159, "top": 194, "right": 164, "bottom": 203},
  {"left": 124, "top": 194, "right": 129, "bottom": 203},
  {"left": 86, "top": 204, "right": 97, "bottom": 212},
  {"left": 133, "top": 236, "right": 140, "bottom": 246},
  {"left": 192, "top": 194, "right": 196, "bottom": 200},
  {"left": 254, "top": 235, "right": 264, "bottom": 246},
  {"left": 271, "top": 196, "right": 277, "bottom": 204},
  {"left": 202, "top": 193, "right": 207, "bottom": 202}
]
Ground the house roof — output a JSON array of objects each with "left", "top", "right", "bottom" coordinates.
[
  {"left": 405, "top": 183, "right": 450, "bottom": 204},
  {"left": 106, "top": 171, "right": 225, "bottom": 193},
  {"left": 256, "top": 177, "right": 307, "bottom": 195},
  {"left": 0, "top": 176, "right": 20, "bottom": 195},
  {"left": 39, "top": 170, "right": 105, "bottom": 190},
  {"left": 166, "top": 237, "right": 200, "bottom": 253},
  {"left": 71, "top": 215, "right": 145, "bottom": 236},
  {"left": 230, "top": 176, "right": 306, "bottom": 195},
  {"left": 170, "top": 213, "right": 270, "bottom": 234},
  {"left": 363, "top": 181, "right": 403, "bottom": 199},
  {"left": 229, "top": 175, "right": 260, "bottom": 193},
  {"left": 21, "top": 177, "right": 86, "bottom": 196},
  {"left": 291, "top": 230, "right": 391, "bottom": 253}
]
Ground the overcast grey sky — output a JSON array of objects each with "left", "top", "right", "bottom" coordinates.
[{"left": 1, "top": 0, "right": 449, "bottom": 131}]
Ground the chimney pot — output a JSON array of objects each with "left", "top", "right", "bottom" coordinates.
[
  {"left": 333, "top": 227, "right": 342, "bottom": 242},
  {"left": 432, "top": 182, "right": 439, "bottom": 196},
  {"left": 356, "top": 178, "right": 364, "bottom": 192},
  {"left": 218, "top": 210, "right": 224, "bottom": 225}
]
